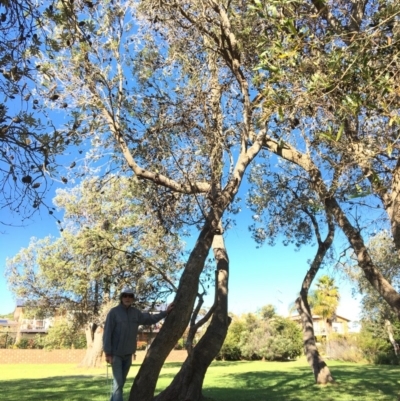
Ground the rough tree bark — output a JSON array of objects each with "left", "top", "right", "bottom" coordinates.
[
  {"left": 296, "top": 296, "right": 334, "bottom": 384},
  {"left": 154, "top": 228, "right": 230, "bottom": 401},
  {"left": 129, "top": 224, "right": 215, "bottom": 401},
  {"left": 295, "top": 208, "right": 335, "bottom": 384},
  {"left": 80, "top": 323, "right": 104, "bottom": 368}
]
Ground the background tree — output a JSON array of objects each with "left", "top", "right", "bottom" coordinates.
[
  {"left": 6, "top": 175, "right": 182, "bottom": 366},
  {"left": 348, "top": 231, "right": 400, "bottom": 358},
  {"left": 248, "top": 165, "right": 336, "bottom": 383},
  {"left": 219, "top": 306, "right": 303, "bottom": 362},
  {"left": 309, "top": 275, "right": 340, "bottom": 335}
]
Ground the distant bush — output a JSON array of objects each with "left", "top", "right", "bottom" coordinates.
[
  {"left": 356, "top": 328, "right": 399, "bottom": 365},
  {"left": 218, "top": 317, "right": 245, "bottom": 361},
  {"left": 0, "top": 333, "right": 15, "bottom": 349},
  {"left": 240, "top": 317, "right": 303, "bottom": 361},
  {"left": 174, "top": 338, "right": 185, "bottom": 350},
  {"left": 35, "top": 322, "right": 85, "bottom": 349},
  {"left": 14, "top": 338, "right": 42, "bottom": 349},
  {"left": 218, "top": 308, "right": 303, "bottom": 361}
]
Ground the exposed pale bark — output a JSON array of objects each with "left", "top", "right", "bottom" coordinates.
[
  {"left": 80, "top": 324, "right": 104, "bottom": 368},
  {"left": 154, "top": 230, "right": 230, "bottom": 401},
  {"left": 385, "top": 319, "right": 400, "bottom": 356},
  {"left": 295, "top": 208, "right": 335, "bottom": 384}
]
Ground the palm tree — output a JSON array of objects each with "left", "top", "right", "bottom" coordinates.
[{"left": 309, "top": 275, "right": 340, "bottom": 336}]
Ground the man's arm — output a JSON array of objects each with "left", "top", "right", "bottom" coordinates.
[{"left": 138, "top": 303, "right": 175, "bottom": 325}]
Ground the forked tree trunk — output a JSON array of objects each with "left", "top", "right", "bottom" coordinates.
[
  {"left": 129, "top": 224, "right": 215, "bottom": 401},
  {"left": 80, "top": 323, "right": 104, "bottom": 367},
  {"left": 155, "top": 231, "right": 230, "bottom": 401},
  {"left": 296, "top": 209, "right": 335, "bottom": 384}
]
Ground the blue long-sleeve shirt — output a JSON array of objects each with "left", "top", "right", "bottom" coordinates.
[{"left": 103, "top": 303, "right": 167, "bottom": 356}]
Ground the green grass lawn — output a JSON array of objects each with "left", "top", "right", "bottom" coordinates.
[{"left": 1, "top": 358, "right": 399, "bottom": 401}]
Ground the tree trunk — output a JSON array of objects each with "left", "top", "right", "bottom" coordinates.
[
  {"left": 263, "top": 137, "right": 400, "bottom": 319},
  {"left": 296, "top": 296, "right": 334, "bottom": 384},
  {"left": 385, "top": 319, "right": 400, "bottom": 356},
  {"left": 295, "top": 208, "right": 335, "bottom": 384},
  {"left": 154, "top": 230, "right": 230, "bottom": 401},
  {"left": 80, "top": 323, "right": 104, "bottom": 367},
  {"left": 128, "top": 224, "right": 215, "bottom": 401},
  {"left": 325, "top": 196, "right": 400, "bottom": 319}
]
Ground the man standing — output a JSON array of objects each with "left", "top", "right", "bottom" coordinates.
[{"left": 103, "top": 287, "right": 174, "bottom": 401}]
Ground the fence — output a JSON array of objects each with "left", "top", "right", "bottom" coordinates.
[{"left": 0, "top": 349, "right": 187, "bottom": 364}]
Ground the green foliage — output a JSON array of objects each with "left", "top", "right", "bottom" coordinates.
[
  {"left": 6, "top": 175, "right": 183, "bottom": 331},
  {"left": 357, "top": 321, "right": 400, "bottom": 365},
  {"left": 0, "top": 333, "right": 15, "bottom": 349},
  {"left": 241, "top": 316, "right": 303, "bottom": 361},
  {"left": 174, "top": 338, "right": 186, "bottom": 350},
  {"left": 309, "top": 275, "right": 340, "bottom": 322},
  {"left": 218, "top": 315, "right": 245, "bottom": 361},
  {"left": 35, "top": 321, "right": 85, "bottom": 350},
  {"left": 219, "top": 307, "right": 303, "bottom": 361},
  {"left": 2, "top": 360, "right": 400, "bottom": 401},
  {"left": 14, "top": 338, "right": 41, "bottom": 349},
  {"left": 0, "top": 313, "right": 14, "bottom": 319}
]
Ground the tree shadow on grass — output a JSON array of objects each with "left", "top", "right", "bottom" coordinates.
[
  {"left": 1, "top": 363, "right": 398, "bottom": 401},
  {"left": 202, "top": 364, "right": 399, "bottom": 401},
  {"left": 1, "top": 376, "right": 111, "bottom": 401}
]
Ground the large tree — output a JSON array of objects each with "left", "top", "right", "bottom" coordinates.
[
  {"left": 248, "top": 166, "right": 336, "bottom": 383},
  {"left": 27, "top": 1, "right": 269, "bottom": 400}
]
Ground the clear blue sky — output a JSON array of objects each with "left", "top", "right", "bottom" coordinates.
[{"left": 0, "top": 190, "right": 361, "bottom": 323}]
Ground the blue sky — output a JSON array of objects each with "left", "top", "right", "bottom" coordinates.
[{"left": 0, "top": 190, "right": 361, "bottom": 323}]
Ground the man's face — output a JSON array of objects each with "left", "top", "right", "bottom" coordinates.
[{"left": 121, "top": 293, "right": 134, "bottom": 307}]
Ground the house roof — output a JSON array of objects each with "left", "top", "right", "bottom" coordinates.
[
  {"left": 289, "top": 313, "right": 351, "bottom": 322},
  {"left": 0, "top": 319, "right": 18, "bottom": 327}
]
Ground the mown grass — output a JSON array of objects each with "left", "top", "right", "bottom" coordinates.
[{"left": 1, "top": 358, "right": 399, "bottom": 401}]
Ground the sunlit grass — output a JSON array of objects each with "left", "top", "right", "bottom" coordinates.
[{"left": 1, "top": 358, "right": 399, "bottom": 401}]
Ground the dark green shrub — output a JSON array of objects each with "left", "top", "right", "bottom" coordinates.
[{"left": 218, "top": 317, "right": 245, "bottom": 360}]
